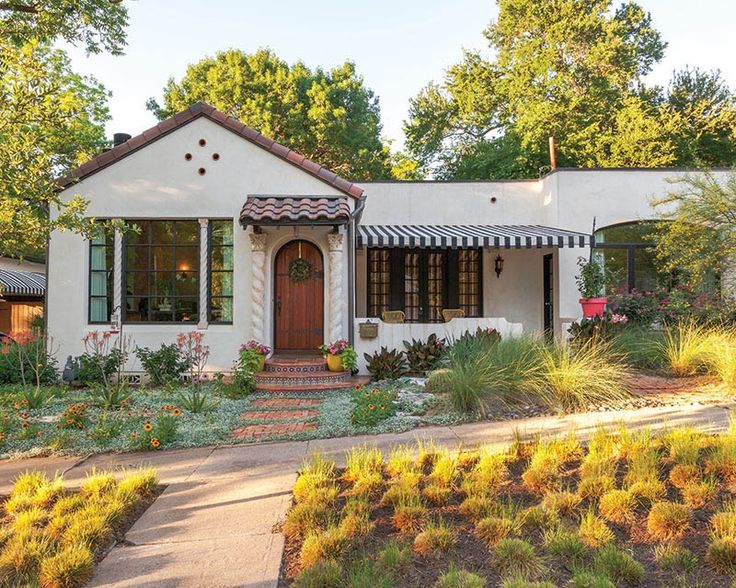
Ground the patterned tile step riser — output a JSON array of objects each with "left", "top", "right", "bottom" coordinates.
[
  {"left": 264, "top": 363, "right": 327, "bottom": 374},
  {"left": 255, "top": 374, "right": 351, "bottom": 387}
]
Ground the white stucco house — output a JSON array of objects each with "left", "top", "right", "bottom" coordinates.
[{"left": 47, "top": 102, "right": 728, "bottom": 376}]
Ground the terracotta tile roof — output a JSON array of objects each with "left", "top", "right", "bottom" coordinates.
[
  {"left": 239, "top": 196, "right": 351, "bottom": 226},
  {"left": 57, "top": 102, "right": 364, "bottom": 200}
]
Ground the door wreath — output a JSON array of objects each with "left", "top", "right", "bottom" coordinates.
[{"left": 289, "top": 257, "right": 312, "bottom": 281}]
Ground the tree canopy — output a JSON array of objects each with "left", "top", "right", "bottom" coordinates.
[
  {"left": 653, "top": 173, "right": 736, "bottom": 291},
  {"left": 0, "top": 0, "right": 127, "bottom": 258},
  {"left": 0, "top": 0, "right": 128, "bottom": 54},
  {"left": 405, "top": 0, "right": 736, "bottom": 179},
  {"left": 148, "top": 49, "right": 393, "bottom": 181},
  {"left": 0, "top": 41, "right": 112, "bottom": 258}
]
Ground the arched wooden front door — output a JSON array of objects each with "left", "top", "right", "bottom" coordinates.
[{"left": 274, "top": 240, "right": 324, "bottom": 352}]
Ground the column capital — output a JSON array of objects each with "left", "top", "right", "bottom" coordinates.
[
  {"left": 327, "top": 232, "right": 344, "bottom": 252},
  {"left": 198, "top": 218, "right": 209, "bottom": 228},
  {"left": 249, "top": 232, "right": 267, "bottom": 252}
]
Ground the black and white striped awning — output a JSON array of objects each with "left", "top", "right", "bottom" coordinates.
[
  {"left": 0, "top": 269, "right": 45, "bottom": 297},
  {"left": 357, "top": 225, "right": 593, "bottom": 249}
]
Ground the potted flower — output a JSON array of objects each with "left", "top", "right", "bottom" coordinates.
[
  {"left": 239, "top": 340, "right": 271, "bottom": 371},
  {"left": 576, "top": 256, "right": 609, "bottom": 318},
  {"left": 319, "top": 338, "right": 358, "bottom": 373}
]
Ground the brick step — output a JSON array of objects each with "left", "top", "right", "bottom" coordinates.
[
  {"left": 255, "top": 370, "right": 351, "bottom": 387},
  {"left": 251, "top": 398, "right": 323, "bottom": 408},
  {"left": 241, "top": 408, "right": 319, "bottom": 421}
]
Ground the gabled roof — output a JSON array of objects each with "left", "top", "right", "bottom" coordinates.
[{"left": 57, "top": 102, "right": 364, "bottom": 199}]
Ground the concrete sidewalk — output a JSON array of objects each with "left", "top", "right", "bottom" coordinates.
[{"left": 0, "top": 400, "right": 733, "bottom": 587}]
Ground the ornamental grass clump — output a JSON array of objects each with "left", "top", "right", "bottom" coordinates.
[
  {"left": 475, "top": 515, "right": 516, "bottom": 547},
  {"left": 292, "top": 453, "right": 337, "bottom": 504},
  {"left": 593, "top": 545, "right": 644, "bottom": 584},
  {"left": 0, "top": 468, "right": 157, "bottom": 588},
  {"left": 542, "top": 528, "right": 588, "bottom": 563},
  {"left": 299, "top": 525, "right": 347, "bottom": 568},
  {"left": 578, "top": 510, "right": 614, "bottom": 548},
  {"left": 534, "top": 340, "right": 630, "bottom": 413},
  {"left": 413, "top": 518, "right": 456, "bottom": 556},
  {"left": 540, "top": 491, "right": 580, "bottom": 517},
  {"left": 435, "top": 565, "right": 487, "bottom": 588},
  {"left": 493, "top": 538, "right": 545, "bottom": 579},
  {"left": 343, "top": 445, "right": 384, "bottom": 496},
  {"left": 521, "top": 441, "right": 565, "bottom": 495},
  {"left": 646, "top": 501, "right": 691, "bottom": 541},
  {"left": 654, "top": 543, "right": 698, "bottom": 572},
  {"left": 659, "top": 321, "right": 723, "bottom": 377},
  {"left": 392, "top": 496, "right": 428, "bottom": 535},
  {"left": 598, "top": 489, "right": 637, "bottom": 524}
]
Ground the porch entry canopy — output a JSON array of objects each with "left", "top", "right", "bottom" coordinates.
[
  {"left": 357, "top": 224, "right": 592, "bottom": 249},
  {"left": 0, "top": 269, "right": 45, "bottom": 297}
]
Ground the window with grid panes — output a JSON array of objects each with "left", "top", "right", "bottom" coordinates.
[
  {"left": 124, "top": 220, "right": 199, "bottom": 322},
  {"left": 89, "top": 226, "right": 113, "bottom": 323},
  {"left": 367, "top": 249, "right": 390, "bottom": 317},
  {"left": 458, "top": 249, "right": 481, "bottom": 317},
  {"left": 209, "top": 221, "right": 234, "bottom": 323}
]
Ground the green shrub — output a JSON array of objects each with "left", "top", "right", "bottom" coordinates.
[
  {"left": 494, "top": 538, "right": 544, "bottom": 578},
  {"left": 0, "top": 333, "right": 58, "bottom": 386},
  {"left": 403, "top": 333, "right": 446, "bottom": 374},
  {"left": 134, "top": 343, "right": 189, "bottom": 386},
  {"left": 76, "top": 349, "right": 124, "bottom": 387},
  {"left": 292, "top": 559, "right": 343, "bottom": 588},
  {"left": 351, "top": 386, "right": 397, "bottom": 427},
  {"left": 364, "top": 347, "right": 408, "bottom": 381}
]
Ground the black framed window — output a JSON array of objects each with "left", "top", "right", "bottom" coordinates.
[
  {"left": 209, "top": 220, "right": 234, "bottom": 323},
  {"left": 89, "top": 226, "right": 113, "bottom": 323},
  {"left": 594, "top": 221, "right": 672, "bottom": 293},
  {"left": 367, "top": 248, "right": 482, "bottom": 322},
  {"left": 458, "top": 250, "right": 481, "bottom": 317},
  {"left": 367, "top": 249, "right": 390, "bottom": 317},
  {"left": 123, "top": 220, "right": 199, "bottom": 323}
]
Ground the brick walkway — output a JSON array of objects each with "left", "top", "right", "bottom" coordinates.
[
  {"left": 232, "top": 422, "right": 317, "bottom": 439},
  {"left": 233, "top": 396, "right": 323, "bottom": 440}
]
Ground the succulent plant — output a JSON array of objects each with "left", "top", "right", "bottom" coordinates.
[{"left": 403, "top": 333, "right": 446, "bottom": 375}]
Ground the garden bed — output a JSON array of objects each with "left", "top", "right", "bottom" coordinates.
[
  {"left": 279, "top": 425, "right": 736, "bottom": 587},
  {"left": 0, "top": 468, "right": 161, "bottom": 587}
]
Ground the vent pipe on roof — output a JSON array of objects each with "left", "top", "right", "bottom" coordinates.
[
  {"left": 113, "top": 133, "right": 131, "bottom": 147},
  {"left": 548, "top": 136, "right": 557, "bottom": 170}
]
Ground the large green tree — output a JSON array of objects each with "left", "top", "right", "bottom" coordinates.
[
  {"left": 0, "top": 0, "right": 128, "bottom": 54},
  {"left": 0, "top": 0, "right": 127, "bottom": 258},
  {"left": 406, "top": 0, "right": 736, "bottom": 179},
  {"left": 148, "top": 49, "right": 392, "bottom": 180},
  {"left": 0, "top": 41, "right": 112, "bottom": 257}
]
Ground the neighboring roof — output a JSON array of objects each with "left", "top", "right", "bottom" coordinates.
[
  {"left": 57, "top": 102, "right": 364, "bottom": 200},
  {"left": 0, "top": 269, "right": 45, "bottom": 297},
  {"left": 240, "top": 196, "right": 351, "bottom": 226},
  {"left": 357, "top": 225, "right": 592, "bottom": 249}
]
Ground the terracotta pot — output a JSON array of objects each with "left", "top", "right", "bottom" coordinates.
[
  {"left": 580, "top": 297, "right": 608, "bottom": 318},
  {"left": 326, "top": 354, "right": 344, "bottom": 372}
]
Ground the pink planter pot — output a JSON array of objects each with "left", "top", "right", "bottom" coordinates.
[{"left": 580, "top": 297, "right": 607, "bottom": 318}]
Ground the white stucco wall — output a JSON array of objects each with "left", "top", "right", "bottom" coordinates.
[{"left": 48, "top": 117, "right": 352, "bottom": 371}]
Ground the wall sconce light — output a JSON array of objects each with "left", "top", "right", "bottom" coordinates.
[{"left": 494, "top": 254, "right": 504, "bottom": 278}]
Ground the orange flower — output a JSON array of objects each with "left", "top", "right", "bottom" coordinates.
[
  {"left": 150, "top": 437, "right": 160, "bottom": 448},
  {"left": 368, "top": 404, "right": 375, "bottom": 410},
  {"left": 0, "top": 432, "right": 6, "bottom": 440},
  {"left": 19, "top": 412, "right": 28, "bottom": 420},
  {"left": 66, "top": 419, "right": 74, "bottom": 425},
  {"left": 21, "top": 422, "right": 29, "bottom": 429},
  {"left": 355, "top": 384, "right": 362, "bottom": 390},
  {"left": 173, "top": 409, "right": 181, "bottom": 417},
  {"left": 380, "top": 405, "right": 386, "bottom": 410},
  {"left": 372, "top": 387, "right": 380, "bottom": 393},
  {"left": 130, "top": 433, "right": 137, "bottom": 440},
  {"left": 143, "top": 421, "right": 153, "bottom": 431}
]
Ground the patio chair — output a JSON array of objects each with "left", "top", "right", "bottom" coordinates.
[
  {"left": 442, "top": 308, "right": 465, "bottom": 322},
  {"left": 381, "top": 310, "right": 406, "bottom": 324}
]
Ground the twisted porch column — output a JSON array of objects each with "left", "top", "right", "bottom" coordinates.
[
  {"left": 249, "top": 232, "right": 268, "bottom": 342},
  {"left": 198, "top": 218, "right": 209, "bottom": 329},
  {"left": 327, "top": 232, "right": 344, "bottom": 342}
]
